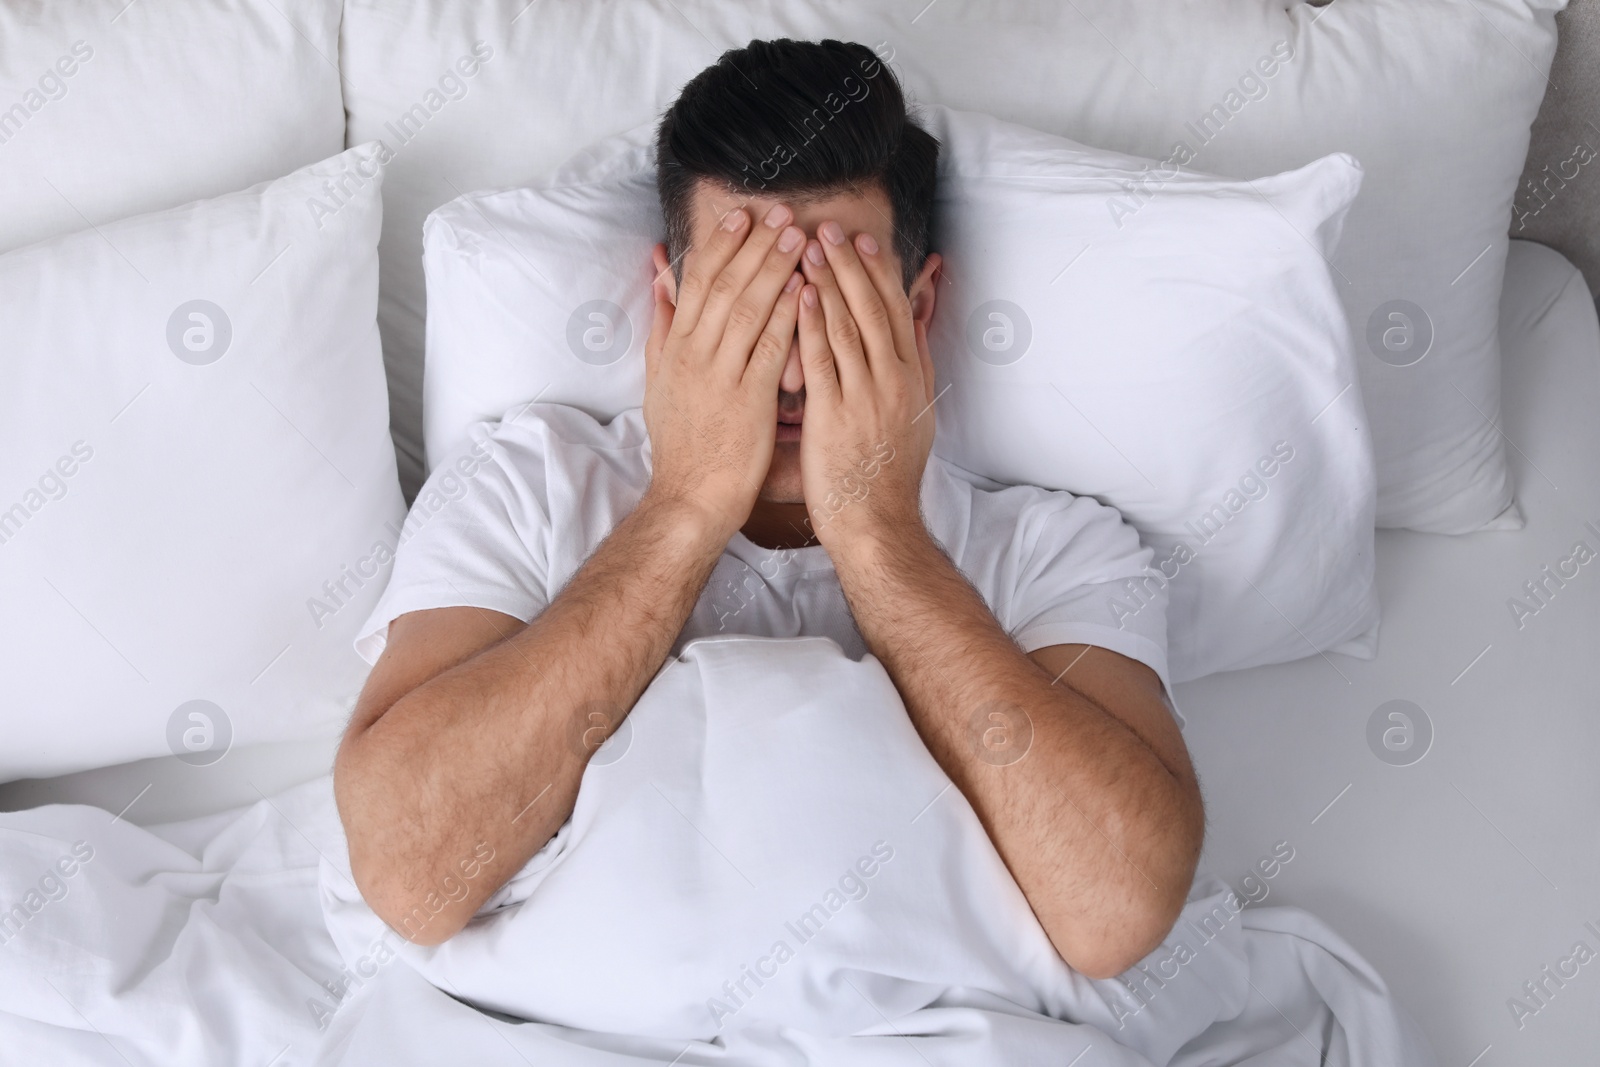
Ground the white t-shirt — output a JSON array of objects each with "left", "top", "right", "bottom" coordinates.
[{"left": 355, "top": 403, "right": 1176, "bottom": 715}]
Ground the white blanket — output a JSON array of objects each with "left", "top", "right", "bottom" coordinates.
[
  {"left": 0, "top": 773, "right": 346, "bottom": 1065},
  {"left": 318, "top": 635, "right": 1437, "bottom": 1065},
  {"left": 0, "top": 636, "right": 1438, "bottom": 1065}
]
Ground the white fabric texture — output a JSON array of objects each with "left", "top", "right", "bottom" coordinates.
[
  {"left": 354, "top": 402, "right": 1174, "bottom": 703},
  {"left": 318, "top": 635, "right": 1437, "bottom": 1064},
  {"left": 341, "top": 0, "right": 1560, "bottom": 533},
  {"left": 0, "top": 239, "right": 1585, "bottom": 1067},
  {"left": 0, "top": 0, "right": 345, "bottom": 256},
  {"left": 0, "top": 143, "right": 406, "bottom": 781},
  {"left": 418, "top": 106, "right": 1377, "bottom": 683},
  {"left": 1169, "top": 241, "right": 1600, "bottom": 1064},
  {"left": 0, "top": 777, "right": 349, "bottom": 1066},
  {"left": 0, "top": 747, "right": 1437, "bottom": 1067}
]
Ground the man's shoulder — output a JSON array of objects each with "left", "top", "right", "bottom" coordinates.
[
  {"left": 488, "top": 401, "right": 649, "bottom": 455},
  {"left": 924, "top": 454, "right": 1137, "bottom": 557},
  {"left": 420, "top": 403, "right": 649, "bottom": 524},
  {"left": 464, "top": 402, "right": 651, "bottom": 484},
  {"left": 925, "top": 453, "right": 1080, "bottom": 513}
]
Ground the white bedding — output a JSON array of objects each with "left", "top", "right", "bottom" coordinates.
[
  {"left": 0, "top": 775, "right": 346, "bottom": 1064},
  {"left": 1175, "top": 240, "right": 1600, "bottom": 1065},
  {"left": 2, "top": 638, "right": 1432, "bottom": 1066},
  {"left": 0, "top": 240, "right": 1592, "bottom": 1064}
]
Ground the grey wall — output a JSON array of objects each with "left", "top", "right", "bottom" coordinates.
[{"left": 1517, "top": 0, "right": 1600, "bottom": 294}]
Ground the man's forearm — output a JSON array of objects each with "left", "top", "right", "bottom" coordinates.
[
  {"left": 831, "top": 524, "right": 1202, "bottom": 978},
  {"left": 335, "top": 492, "right": 726, "bottom": 945}
]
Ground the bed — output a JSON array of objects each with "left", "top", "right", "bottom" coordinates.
[
  {"left": 2, "top": 1, "right": 1596, "bottom": 1064},
  {"left": 2, "top": 237, "right": 1592, "bottom": 1065},
  {"left": 1178, "top": 238, "right": 1600, "bottom": 1065}
]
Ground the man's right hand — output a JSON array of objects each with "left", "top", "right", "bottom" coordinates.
[
  {"left": 335, "top": 205, "right": 808, "bottom": 949},
  {"left": 642, "top": 203, "right": 806, "bottom": 542}
]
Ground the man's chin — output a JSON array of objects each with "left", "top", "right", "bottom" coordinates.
[
  {"left": 757, "top": 472, "right": 807, "bottom": 506},
  {"left": 758, "top": 489, "right": 808, "bottom": 506}
]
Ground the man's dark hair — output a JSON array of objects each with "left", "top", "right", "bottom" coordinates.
[{"left": 656, "top": 38, "right": 939, "bottom": 292}]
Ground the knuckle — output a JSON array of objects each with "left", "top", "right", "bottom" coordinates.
[
  {"left": 709, "top": 273, "right": 742, "bottom": 305},
  {"left": 752, "top": 331, "right": 786, "bottom": 364},
  {"left": 678, "top": 268, "right": 709, "bottom": 302},
  {"left": 883, "top": 289, "right": 912, "bottom": 319},
  {"left": 831, "top": 316, "right": 862, "bottom": 350},
  {"left": 726, "top": 298, "right": 762, "bottom": 332}
]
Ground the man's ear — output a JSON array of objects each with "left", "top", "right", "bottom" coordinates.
[
  {"left": 651, "top": 243, "right": 678, "bottom": 306},
  {"left": 909, "top": 252, "right": 941, "bottom": 326}
]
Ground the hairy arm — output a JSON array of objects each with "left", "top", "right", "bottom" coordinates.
[
  {"left": 793, "top": 219, "right": 1202, "bottom": 979},
  {"left": 333, "top": 493, "right": 727, "bottom": 945},
  {"left": 334, "top": 201, "right": 810, "bottom": 945},
  {"left": 832, "top": 528, "right": 1203, "bottom": 978}
]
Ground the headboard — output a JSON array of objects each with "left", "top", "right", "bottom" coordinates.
[{"left": 1519, "top": 0, "right": 1600, "bottom": 294}]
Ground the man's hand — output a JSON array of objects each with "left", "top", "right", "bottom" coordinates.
[
  {"left": 644, "top": 204, "right": 806, "bottom": 541},
  {"left": 335, "top": 207, "right": 814, "bottom": 946},
  {"left": 795, "top": 221, "right": 938, "bottom": 549},
  {"left": 797, "top": 220, "right": 1202, "bottom": 976}
]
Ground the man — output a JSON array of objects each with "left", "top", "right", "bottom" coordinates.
[{"left": 334, "top": 38, "right": 1203, "bottom": 982}]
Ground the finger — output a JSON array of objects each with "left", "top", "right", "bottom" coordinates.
[
  {"left": 915, "top": 317, "right": 936, "bottom": 409},
  {"left": 695, "top": 204, "right": 799, "bottom": 351},
  {"left": 644, "top": 277, "right": 675, "bottom": 391},
  {"left": 796, "top": 282, "right": 839, "bottom": 401},
  {"left": 744, "top": 272, "right": 802, "bottom": 392},
  {"left": 715, "top": 219, "right": 806, "bottom": 375},
  {"left": 815, "top": 220, "right": 900, "bottom": 379},
  {"left": 669, "top": 206, "right": 751, "bottom": 338},
  {"left": 850, "top": 230, "right": 919, "bottom": 365},
  {"left": 799, "top": 237, "right": 869, "bottom": 397}
]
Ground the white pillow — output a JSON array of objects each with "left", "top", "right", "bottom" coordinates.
[
  {"left": 0, "top": 144, "right": 405, "bottom": 782},
  {"left": 0, "top": 0, "right": 345, "bottom": 256},
  {"left": 420, "top": 108, "right": 1378, "bottom": 683},
  {"left": 342, "top": 0, "right": 1558, "bottom": 533}
]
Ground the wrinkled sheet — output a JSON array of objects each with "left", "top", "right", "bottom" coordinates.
[
  {"left": 0, "top": 636, "right": 1437, "bottom": 1065},
  {"left": 0, "top": 774, "right": 346, "bottom": 1066}
]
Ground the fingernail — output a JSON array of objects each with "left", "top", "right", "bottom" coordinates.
[
  {"left": 805, "top": 240, "right": 826, "bottom": 266},
  {"left": 856, "top": 233, "right": 879, "bottom": 256},
  {"left": 764, "top": 204, "right": 791, "bottom": 228},
  {"left": 802, "top": 285, "right": 818, "bottom": 308},
  {"left": 783, "top": 271, "right": 802, "bottom": 293},
  {"left": 721, "top": 209, "right": 747, "bottom": 231},
  {"left": 820, "top": 221, "right": 845, "bottom": 245},
  {"left": 777, "top": 226, "right": 802, "bottom": 253}
]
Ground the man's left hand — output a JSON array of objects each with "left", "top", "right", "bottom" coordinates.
[{"left": 796, "top": 220, "right": 938, "bottom": 552}]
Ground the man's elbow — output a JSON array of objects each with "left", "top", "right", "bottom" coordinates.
[
  {"left": 334, "top": 727, "right": 463, "bottom": 947},
  {"left": 336, "top": 779, "right": 469, "bottom": 948},
  {"left": 1066, "top": 890, "right": 1188, "bottom": 980},
  {"left": 349, "top": 853, "right": 471, "bottom": 948},
  {"left": 1067, "top": 807, "right": 1202, "bottom": 980}
]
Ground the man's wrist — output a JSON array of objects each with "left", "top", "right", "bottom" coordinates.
[
  {"left": 826, "top": 510, "right": 939, "bottom": 578},
  {"left": 635, "top": 489, "right": 737, "bottom": 561}
]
